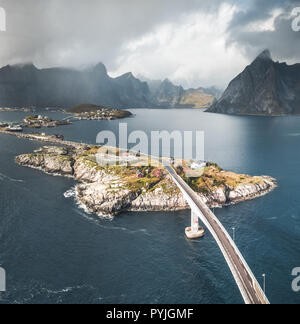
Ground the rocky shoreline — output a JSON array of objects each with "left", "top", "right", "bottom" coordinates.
[{"left": 15, "top": 144, "right": 277, "bottom": 218}]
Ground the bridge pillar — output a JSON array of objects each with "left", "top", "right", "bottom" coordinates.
[{"left": 185, "top": 209, "right": 205, "bottom": 239}]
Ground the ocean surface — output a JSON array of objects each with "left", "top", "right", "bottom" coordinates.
[{"left": 0, "top": 108, "right": 299, "bottom": 304}]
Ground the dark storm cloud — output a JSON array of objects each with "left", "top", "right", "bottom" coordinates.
[
  {"left": 226, "top": 0, "right": 300, "bottom": 62},
  {"left": 0, "top": 0, "right": 224, "bottom": 69},
  {"left": 228, "top": 0, "right": 285, "bottom": 28},
  {"left": 1, "top": 0, "right": 300, "bottom": 88}
]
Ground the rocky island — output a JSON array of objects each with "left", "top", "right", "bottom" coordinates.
[
  {"left": 0, "top": 107, "right": 34, "bottom": 112},
  {"left": 67, "top": 103, "right": 132, "bottom": 120},
  {"left": 15, "top": 143, "right": 276, "bottom": 218},
  {"left": 0, "top": 105, "right": 131, "bottom": 134}
]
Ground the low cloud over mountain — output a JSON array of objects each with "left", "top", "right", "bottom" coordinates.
[
  {"left": 0, "top": 62, "right": 219, "bottom": 109},
  {"left": 1, "top": 1, "right": 300, "bottom": 89}
]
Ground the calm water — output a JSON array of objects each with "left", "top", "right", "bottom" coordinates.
[{"left": 0, "top": 109, "right": 299, "bottom": 304}]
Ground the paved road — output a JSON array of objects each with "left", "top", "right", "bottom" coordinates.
[{"left": 165, "top": 165, "right": 269, "bottom": 305}]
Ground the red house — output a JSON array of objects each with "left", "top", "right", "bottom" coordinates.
[
  {"left": 152, "top": 169, "right": 162, "bottom": 178},
  {"left": 136, "top": 171, "right": 144, "bottom": 179}
]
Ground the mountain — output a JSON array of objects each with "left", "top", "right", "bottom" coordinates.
[
  {"left": 201, "top": 86, "right": 223, "bottom": 99},
  {"left": 179, "top": 88, "right": 218, "bottom": 108},
  {"left": 154, "top": 79, "right": 185, "bottom": 107},
  {"left": 144, "top": 77, "right": 218, "bottom": 108},
  {"left": 208, "top": 50, "right": 300, "bottom": 115},
  {"left": 0, "top": 63, "right": 154, "bottom": 109},
  {"left": 0, "top": 62, "right": 221, "bottom": 109}
]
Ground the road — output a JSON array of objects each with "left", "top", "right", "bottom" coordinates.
[{"left": 165, "top": 164, "right": 269, "bottom": 305}]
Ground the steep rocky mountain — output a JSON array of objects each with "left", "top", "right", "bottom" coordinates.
[
  {"left": 146, "top": 78, "right": 217, "bottom": 108},
  {"left": 0, "top": 63, "right": 154, "bottom": 109},
  {"left": 208, "top": 50, "right": 300, "bottom": 115}
]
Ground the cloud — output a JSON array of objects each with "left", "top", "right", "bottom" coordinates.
[
  {"left": 112, "top": 3, "right": 248, "bottom": 89},
  {"left": 0, "top": 0, "right": 300, "bottom": 88},
  {"left": 226, "top": 0, "right": 300, "bottom": 63},
  {"left": 0, "top": 0, "right": 222, "bottom": 67},
  {"left": 0, "top": 0, "right": 236, "bottom": 88}
]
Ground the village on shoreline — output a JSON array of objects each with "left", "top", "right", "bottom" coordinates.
[{"left": 0, "top": 104, "right": 132, "bottom": 132}]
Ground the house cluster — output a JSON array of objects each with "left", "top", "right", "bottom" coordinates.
[
  {"left": 136, "top": 168, "right": 162, "bottom": 179},
  {"left": 190, "top": 160, "right": 207, "bottom": 170},
  {"left": 23, "top": 115, "right": 71, "bottom": 128},
  {"left": 75, "top": 109, "right": 118, "bottom": 120}
]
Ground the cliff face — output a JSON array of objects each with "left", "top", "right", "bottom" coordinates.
[
  {"left": 16, "top": 145, "right": 276, "bottom": 218},
  {"left": 0, "top": 63, "right": 154, "bottom": 109},
  {"left": 16, "top": 147, "right": 75, "bottom": 176},
  {"left": 208, "top": 50, "right": 300, "bottom": 115}
]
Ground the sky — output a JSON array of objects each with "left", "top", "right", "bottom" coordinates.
[{"left": 0, "top": 0, "right": 300, "bottom": 89}]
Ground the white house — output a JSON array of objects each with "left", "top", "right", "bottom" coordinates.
[{"left": 191, "top": 161, "right": 207, "bottom": 170}]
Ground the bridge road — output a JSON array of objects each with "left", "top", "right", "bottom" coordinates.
[{"left": 165, "top": 164, "right": 269, "bottom": 305}]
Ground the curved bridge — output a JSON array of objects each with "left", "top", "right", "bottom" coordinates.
[{"left": 165, "top": 164, "right": 270, "bottom": 305}]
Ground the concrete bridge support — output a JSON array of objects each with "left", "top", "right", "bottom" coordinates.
[{"left": 185, "top": 209, "right": 205, "bottom": 239}]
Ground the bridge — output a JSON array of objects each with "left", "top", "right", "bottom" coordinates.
[
  {"left": 62, "top": 116, "right": 75, "bottom": 121},
  {"left": 165, "top": 164, "right": 270, "bottom": 305}
]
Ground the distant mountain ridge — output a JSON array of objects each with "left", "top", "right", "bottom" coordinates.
[
  {"left": 208, "top": 50, "right": 300, "bottom": 116},
  {"left": 0, "top": 62, "right": 220, "bottom": 109},
  {"left": 142, "top": 76, "right": 222, "bottom": 108},
  {"left": 0, "top": 63, "right": 154, "bottom": 109}
]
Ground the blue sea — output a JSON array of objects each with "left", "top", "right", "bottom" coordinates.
[{"left": 0, "top": 108, "right": 299, "bottom": 304}]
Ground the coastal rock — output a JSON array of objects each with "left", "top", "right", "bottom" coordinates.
[
  {"left": 130, "top": 180, "right": 188, "bottom": 211},
  {"left": 130, "top": 177, "right": 275, "bottom": 212},
  {"left": 205, "top": 187, "right": 228, "bottom": 206},
  {"left": 76, "top": 182, "right": 139, "bottom": 217},
  {"left": 16, "top": 147, "right": 74, "bottom": 176},
  {"left": 228, "top": 177, "right": 273, "bottom": 202},
  {"left": 73, "top": 157, "right": 118, "bottom": 183}
]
